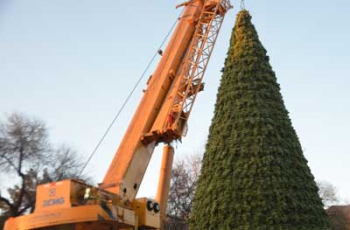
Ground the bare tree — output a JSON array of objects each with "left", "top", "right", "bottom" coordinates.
[
  {"left": 45, "top": 145, "right": 86, "bottom": 181},
  {"left": 317, "top": 180, "right": 339, "bottom": 208},
  {"left": 165, "top": 154, "right": 202, "bottom": 230},
  {"left": 0, "top": 113, "right": 87, "bottom": 228}
]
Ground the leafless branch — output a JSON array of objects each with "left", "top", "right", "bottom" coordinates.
[
  {"left": 0, "top": 193, "right": 14, "bottom": 212},
  {"left": 0, "top": 113, "right": 88, "bottom": 220},
  {"left": 166, "top": 154, "right": 202, "bottom": 229}
]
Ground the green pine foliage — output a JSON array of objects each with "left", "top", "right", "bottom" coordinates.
[{"left": 190, "top": 10, "right": 330, "bottom": 230}]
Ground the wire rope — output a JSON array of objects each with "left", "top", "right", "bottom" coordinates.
[
  {"left": 241, "top": 0, "right": 246, "bottom": 10},
  {"left": 77, "top": 9, "right": 184, "bottom": 178}
]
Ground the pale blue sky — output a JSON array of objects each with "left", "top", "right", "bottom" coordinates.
[{"left": 1, "top": 0, "right": 349, "bottom": 202}]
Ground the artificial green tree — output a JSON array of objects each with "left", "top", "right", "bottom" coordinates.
[{"left": 190, "top": 10, "right": 330, "bottom": 230}]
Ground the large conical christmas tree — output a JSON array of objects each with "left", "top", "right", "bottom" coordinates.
[{"left": 190, "top": 10, "right": 330, "bottom": 230}]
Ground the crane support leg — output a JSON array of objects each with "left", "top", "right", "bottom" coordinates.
[{"left": 156, "top": 145, "right": 175, "bottom": 229}]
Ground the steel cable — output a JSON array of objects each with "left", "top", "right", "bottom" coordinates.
[{"left": 77, "top": 8, "right": 184, "bottom": 178}]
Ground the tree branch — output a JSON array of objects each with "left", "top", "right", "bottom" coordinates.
[
  {"left": 0, "top": 154, "right": 18, "bottom": 172},
  {"left": 18, "top": 199, "right": 35, "bottom": 216},
  {"left": 0, "top": 195, "right": 15, "bottom": 213},
  {"left": 13, "top": 138, "right": 27, "bottom": 215}
]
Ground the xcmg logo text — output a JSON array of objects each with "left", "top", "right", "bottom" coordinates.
[{"left": 43, "top": 197, "right": 65, "bottom": 207}]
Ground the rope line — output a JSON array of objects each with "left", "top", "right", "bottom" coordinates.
[
  {"left": 241, "top": 0, "right": 246, "bottom": 10},
  {"left": 77, "top": 9, "right": 184, "bottom": 178}
]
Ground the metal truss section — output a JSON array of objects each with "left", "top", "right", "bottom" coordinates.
[{"left": 169, "top": 0, "right": 232, "bottom": 138}]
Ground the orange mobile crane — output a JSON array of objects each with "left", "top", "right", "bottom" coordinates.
[{"left": 5, "top": 1, "right": 232, "bottom": 229}]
